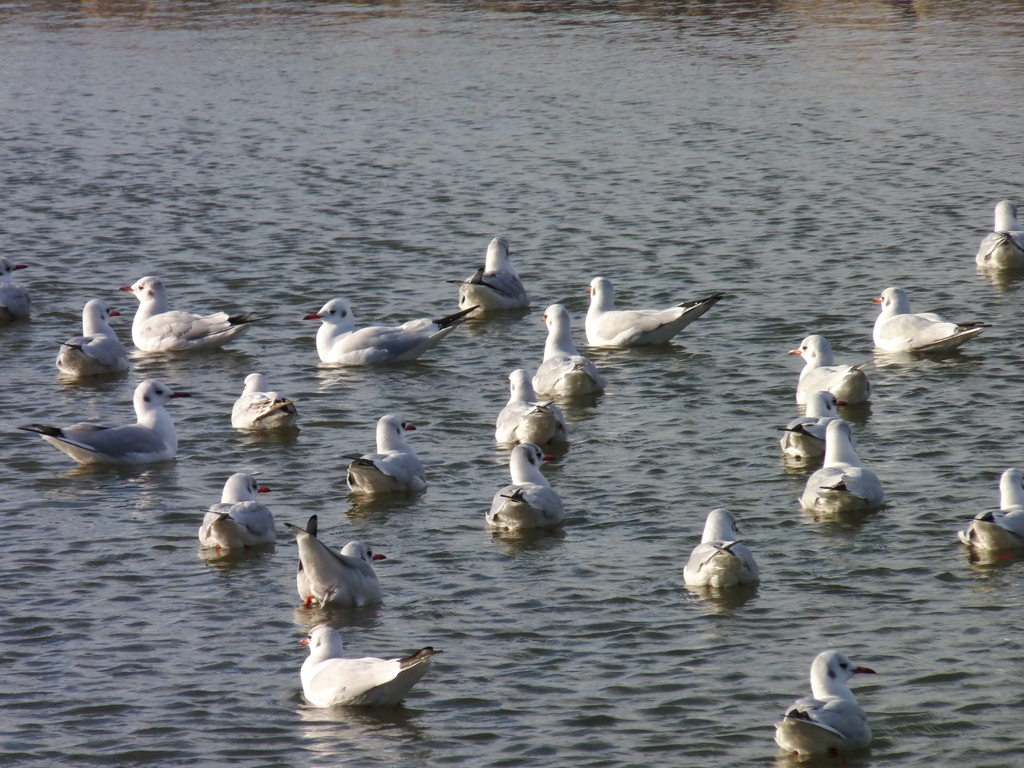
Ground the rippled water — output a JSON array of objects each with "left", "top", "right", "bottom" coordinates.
[{"left": 2, "top": 1, "right": 1024, "bottom": 766}]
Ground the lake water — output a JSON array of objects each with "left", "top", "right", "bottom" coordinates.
[{"left": 2, "top": 1, "right": 1023, "bottom": 766}]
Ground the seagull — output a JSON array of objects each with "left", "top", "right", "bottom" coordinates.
[
  {"left": 779, "top": 391, "right": 845, "bottom": 461},
  {"left": 486, "top": 443, "right": 564, "bottom": 531},
  {"left": 299, "top": 624, "right": 439, "bottom": 707},
  {"left": 120, "top": 276, "right": 255, "bottom": 352},
  {"left": 585, "top": 276, "right": 723, "bottom": 347},
  {"left": 774, "top": 650, "right": 876, "bottom": 757},
  {"left": 346, "top": 414, "right": 426, "bottom": 494},
  {"left": 231, "top": 373, "right": 298, "bottom": 429},
  {"left": 19, "top": 379, "right": 190, "bottom": 464},
  {"left": 788, "top": 335, "right": 870, "bottom": 405},
  {"left": 303, "top": 298, "right": 477, "bottom": 365},
  {"left": 801, "top": 420, "right": 885, "bottom": 514},
  {"left": 873, "top": 287, "right": 989, "bottom": 353},
  {"left": 448, "top": 237, "right": 530, "bottom": 311},
  {"left": 198, "top": 473, "right": 274, "bottom": 549},
  {"left": 286, "top": 515, "right": 384, "bottom": 608},
  {"left": 533, "top": 304, "right": 606, "bottom": 397},
  {"left": 958, "top": 468, "right": 1024, "bottom": 551},
  {"left": 976, "top": 200, "right": 1024, "bottom": 269},
  {"left": 55, "top": 299, "right": 130, "bottom": 377},
  {"left": 0, "top": 257, "right": 30, "bottom": 321},
  {"left": 495, "top": 370, "right": 568, "bottom": 446},
  {"left": 683, "top": 508, "right": 759, "bottom": 588}
]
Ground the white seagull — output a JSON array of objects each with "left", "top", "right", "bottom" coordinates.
[
  {"left": 198, "top": 473, "right": 274, "bottom": 549},
  {"left": 873, "top": 287, "right": 988, "bottom": 353},
  {"left": 304, "top": 298, "right": 477, "bottom": 365},
  {"left": 495, "top": 370, "right": 569, "bottom": 446},
  {"left": 449, "top": 236, "right": 530, "bottom": 311},
  {"left": 20, "top": 379, "right": 189, "bottom": 465},
  {"left": 287, "top": 515, "right": 384, "bottom": 608},
  {"left": 533, "top": 304, "right": 606, "bottom": 397},
  {"left": 683, "top": 508, "right": 759, "bottom": 588},
  {"left": 779, "top": 391, "right": 845, "bottom": 461},
  {"left": 55, "top": 299, "right": 130, "bottom": 377},
  {"left": 775, "top": 650, "right": 876, "bottom": 757},
  {"left": 0, "top": 257, "right": 30, "bottom": 320},
  {"left": 585, "top": 276, "right": 723, "bottom": 347},
  {"left": 976, "top": 200, "right": 1024, "bottom": 269},
  {"left": 487, "top": 443, "right": 564, "bottom": 531},
  {"left": 789, "top": 335, "right": 870, "bottom": 405},
  {"left": 958, "top": 468, "right": 1024, "bottom": 551},
  {"left": 231, "top": 373, "right": 298, "bottom": 429},
  {"left": 346, "top": 414, "right": 426, "bottom": 494},
  {"left": 299, "top": 624, "right": 439, "bottom": 708},
  {"left": 801, "top": 420, "right": 885, "bottom": 514},
  {"left": 120, "top": 275, "right": 255, "bottom": 352}
]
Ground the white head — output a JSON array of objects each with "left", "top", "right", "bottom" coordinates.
[
  {"left": 376, "top": 413, "right": 416, "bottom": 452},
  {"left": 299, "top": 623, "right": 345, "bottom": 660},
  {"left": 508, "top": 369, "right": 537, "bottom": 402},
  {"left": 874, "top": 287, "right": 911, "bottom": 317},
  {"left": 808, "top": 649, "right": 875, "bottom": 701},
  {"left": 121, "top": 276, "right": 167, "bottom": 306},
  {"left": 242, "top": 373, "right": 269, "bottom": 394},
  {"left": 701, "top": 508, "right": 741, "bottom": 543},
  {"left": 823, "top": 419, "right": 860, "bottom": 468},
  {"left": 998, "top": 468, "right": 1024, "bottom": 510},
  {"left": 220, "top": 472, "right": 269, "bottom": 504},
  {"left": 304, "top": 298, "right": 356, "bottom": 332},
  {"left": 339, "top": 540, "right": 386, "bottom": 564},
  {"left": 587, "top": 276, "right": 615, "bottom": 310},
  {"left": 542, "top": 303, "right": 578, "bottom": 356},
  {"left": 994, "top": 200, "right": 1020, "bottom": 232},
  {"left": 133, "top": 379, "right": 189, "bottom": 412},
  {"left": 0, "top": 258, "right": 27, "bottom": 281},
  {"left": 789, "top": 335, "right": 835, "bottom": 369},
  {"left": 508, "top": 442, "right": 549, "bottom": 485},
  {"left": 82, "top": 299, "right": 119, "bottom": 332},
  {"left": 805, "top": 391, "right": 841, "bottom": 420},
  {"left": 485, "top": 237, "right": 513, "bottom": 272}
]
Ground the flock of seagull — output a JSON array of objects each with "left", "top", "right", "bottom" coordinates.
[{"left": 2, "top": 199, "right": 1023, "bottom": 757}]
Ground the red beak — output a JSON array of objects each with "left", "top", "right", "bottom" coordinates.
[
  {"left": 258, "top": 486, "right": 270, "bottom": 494},
  {"left": 109, "top": 310, "right": 121, "bottom": 317},
  {"left": 586, "top": 286, "right": 592, "bottom": 294},
  {"left": 13, "top": 264, "right": 27, "bottom": 270},
  {"left": 119, "top": 285, "right": 133, "bottom": 292},
  {"left": 872, "top": 297, "right": 883, "bottom": 304},
  {"left": 853, "top": 666, "right": 876, "bottom": 675},
  {"left": 303, "top": 313, "right": 321, "bottom": 320},
  {"left": 169, "top": 392, "right": 191, "bottom": 399},
  {"left": 405, "top": 424, "right": 416, "bottom": 432},
  {"left": 836, "top": 400, "right": 849, "bottom": 407},
  {"left": 372, "top": 553, "right": 387, "bottom": 561},
  {"left": 298, "top": 637, "right": 310, "bottom": 646},
  {"left": 787, "top": 349, "right": 802, "bottom": 356},
  {"left": 543, "top": 454, "right": 555, "bottom": 462}
]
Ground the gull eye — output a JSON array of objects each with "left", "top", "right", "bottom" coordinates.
[
  {"left": 340, "top": 310, "right": 346, "bottom": 317},
  {"left": 328, "top": 309, "right": 335, "bottom": 315},
  {"left": 839, "top": 661, "right": 848, "bottom": 669}
]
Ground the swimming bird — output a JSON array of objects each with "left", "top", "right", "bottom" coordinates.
[
  {"left": 299, "top": 624, "right": 439, "bottom": 707},
  {"left": 872, "top": 287, "right": 988, "bottom": 353},
  {"left": 495, "top": 370, "right": 568, "bottom": 446},
  {"left": 486, "top": 443, "right": 564, "bottom": 531},
  {"left": 121, "top": 276, "right": 255, "bottom": 352},
  {"left": 231, "top": 373, "right": 298, "bottom": 429},
  {"left": 585, "top": 276, "right": 723, "bottom": 347},
  {"left": 958, "top": 468, "right": 1024, "bottom": 551},
  {"left": 789, "top": 335, "right": 870, "bottom": 405},
  {"left": 779, "top": 391, "right": 845, "bottom": 460},
  {"left": 346, "top": 414, "right": 426, "bottom": 494},
  {"left": 533, "top": 304, "right": 606, "bottom": 397},
  {"left": 682, "top": 508, "right": 759, "bottom": 588},
  {"left": 976, "top": 200, "right": 1024, "bottom": 269},
  {"left": 304, "top": 298, "right": 477, "bottom": 365},
  {"left": 198, "top": 473, "right": 274, "bottom": 549},
  {"left": 448, "top": 236, "right": 530, "bottom": 311},
  {"left": 55, "top": 299, "right": 130, "bottom": 377},
  {"left": 0, "top": 257, "right": 30, "bottom": 320},
  {"left": 19, "top": 379, "right": 189, "bottom": 464},
  {"left": 287, "top": 515, "right": 384, "bottom": 608},
  {"left": 774, "top": 650, "right": 876, "bottom": 756},
  {"left": 801, "top": 420, "right": 885, "bottom": 514}
]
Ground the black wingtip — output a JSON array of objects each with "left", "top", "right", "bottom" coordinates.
[
  {"left": 20, "top": 424, "right": 63, "bottom": 437},
  {"left": 433, "top": 305, "right": 479, "bottom": 328},
  {"left": 228, "top": 313, "right": 257, "bottom": 326},
  {"left": 306, "top": 514, "right": 318, "bottom": 536}
]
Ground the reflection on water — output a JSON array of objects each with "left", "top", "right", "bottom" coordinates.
[
  {"left": 298, "top": 699, "right": 432, "bottom": 765},
  {"left": 685, "top": 582, "right": 759, "bottom": 614},
  {"left": 489, "top": 524, "right": 568, "bottom": 555},
  {"left": 977, "top": 266, "right": 1024, "bottom": 293}
]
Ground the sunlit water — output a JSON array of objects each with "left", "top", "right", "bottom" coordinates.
[{"left": 2, "top": 2, "right": 1023, "bottom": 766}]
